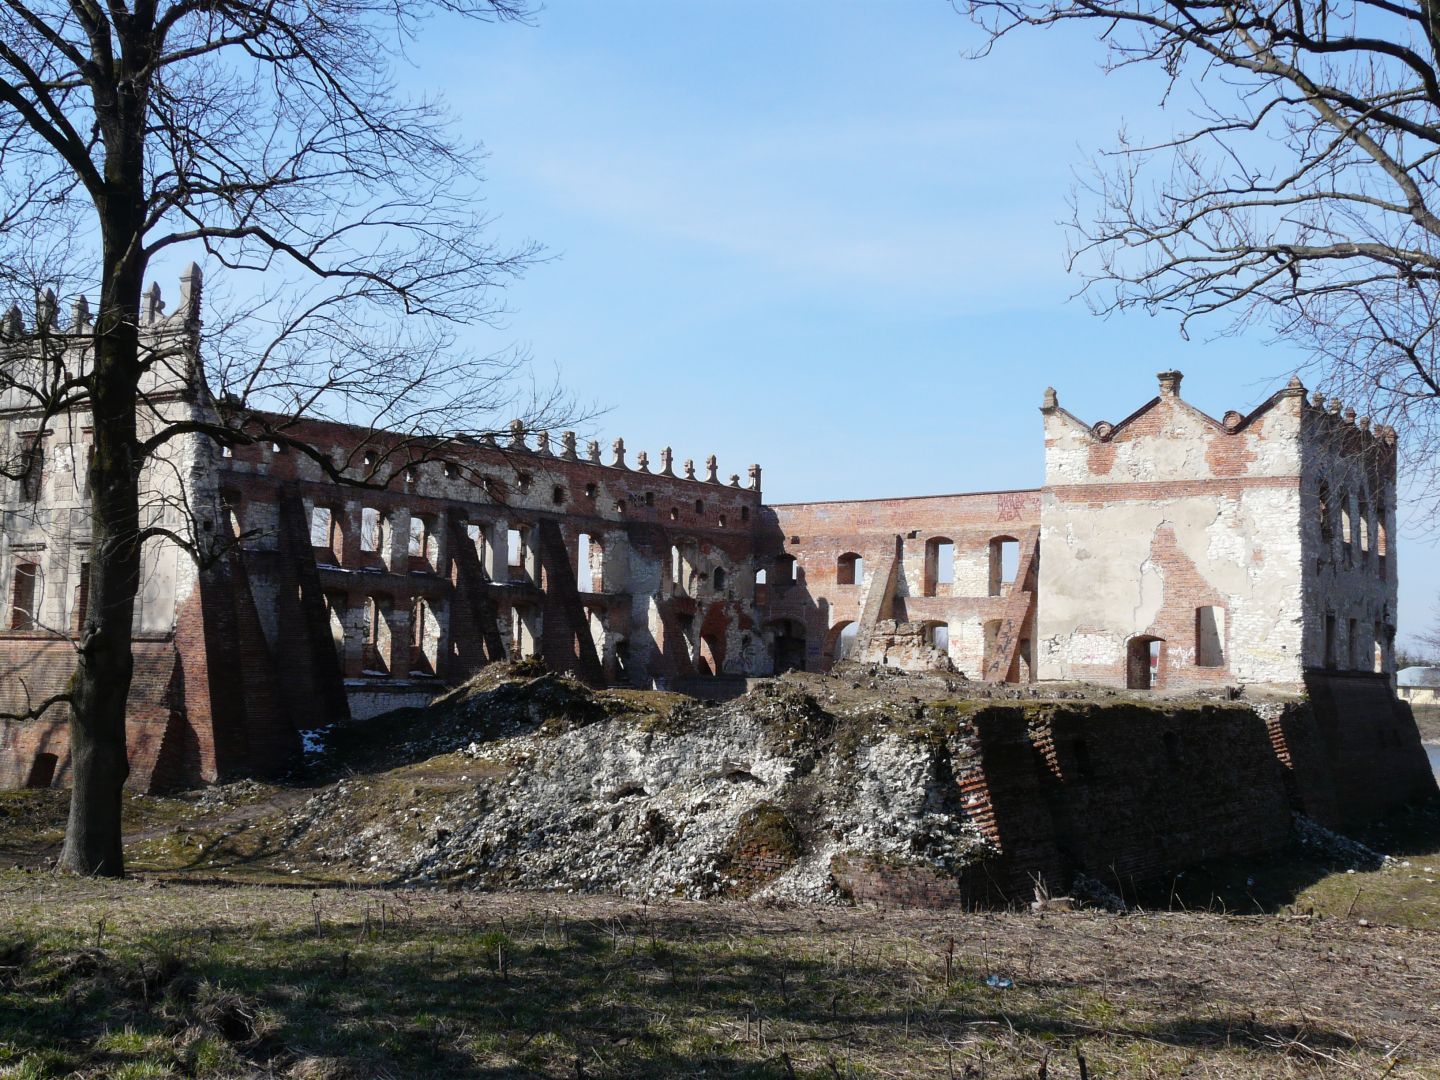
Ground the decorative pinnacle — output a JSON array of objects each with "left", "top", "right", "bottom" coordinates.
[
  {"left": 729, "top": 474, "right": 741, "bottom": 487},
  {"left": 705, "top": 454, "right": 719, "bottom": 483},
  {"left": 1327, "top": 397, "right": 1342, "bottom": 415},
  {"left": 144, "top": 281, "right": 164, "bottom": 324},
  {"left": 3, "top": 304, "right": 21, "bottom": 336},
  {"left": 1286, "top": 374, "right": 1304, "bottom": 391},
  {"left": 1157, "top": 370, "right": 1183, "bottom": 396},
  {"left": 508, "top": 419, "right": 528, "bottom": 449},
  {"left": 683, "top": 458, "right": 696, "bottom": 481},
  {"left": 36, "top": 288, "right": 56, "bottom": 329},
  {"left": 586, "top": 439, "right": 601, "bottom": 463},
  {"left": 1041, "top": 386, "right": 1058, "bottom": 411},
  {"left": 71, "top": 295, "right": 91, "bottom": 331},
  {"left": 748, "top": 464, "right": 762, "bottom": 491},
  {"left": 635, "top": 449, "right": 650, "bottom": 473},
  {"left": 659, "top": 447, "right": 674, "bottom": 477},
  {"left": 535, "top": 430, "right": 552, "bottom": 456},
  {"left": 611, "top": 437, "right": 627, "bottom": 469},
  {"left": 179, "top": 262, "right": 203, "bottom": 321},
  {"left": 1311, "top": 390, "right": 1326, "bottom": 408},
  {"left": 560, "top": 431, "right": 578, "bottom": 460}
]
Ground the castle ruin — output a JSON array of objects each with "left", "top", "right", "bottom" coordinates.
[{"left": 0, "top": 272, "right": 1430, "bottom": 826}]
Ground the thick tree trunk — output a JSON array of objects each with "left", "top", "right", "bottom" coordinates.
[
  {"left": 58, "top": 292, "right": 143, "bottom": 875},
  {"left": 57, "top": 230, "right": 145, "bottom": 877}
]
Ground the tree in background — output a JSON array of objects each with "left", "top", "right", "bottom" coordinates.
[
  {"left": 0, "top": 0, "right": 568, "bottom": 876},
  {"left": 962, "top": 0, "right": 1440, "bottom": 511}
]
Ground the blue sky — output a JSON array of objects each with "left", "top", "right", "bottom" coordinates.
[{"left": 392, "top": 0, "right": 1438, "bottom": 647}]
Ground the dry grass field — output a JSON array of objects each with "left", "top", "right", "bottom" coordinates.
[{"left": 3, "top": 875, "right": 1440, "bottom": 1079}]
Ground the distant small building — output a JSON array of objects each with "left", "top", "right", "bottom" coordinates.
[{"left": 1398, "top": 667, "right": 1440, "bottom": 706}]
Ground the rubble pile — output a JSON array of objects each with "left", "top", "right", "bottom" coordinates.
[{"left": 282, "top": 667, "right": 997, "bottom": 901}]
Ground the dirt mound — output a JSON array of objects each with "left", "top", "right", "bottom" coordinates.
[{"left": 281, "top": 668, "right": 997, "bottom": 901}]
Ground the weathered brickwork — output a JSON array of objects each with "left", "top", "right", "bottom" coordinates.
[
  {"left": 0, "top": 272, "right": 1431, "bottom": 855},
  {"left": 1038, "top": 371, "right": 1398, "bottom": 691},
  {"left": 762, "top": 490, "right": 1041, "bottom": 680}
]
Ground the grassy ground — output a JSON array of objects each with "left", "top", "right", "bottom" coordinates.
[
  {"left": 2, "top": 877, "right": 1439, "bottom": 1079},
  {"left": 1, "top": 671, "right": 1436, "bottom": 1076},
  {"left": 1411, "top": 704, "right": 1440, "bottom": 742}
]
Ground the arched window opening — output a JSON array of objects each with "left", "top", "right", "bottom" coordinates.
[
  {"left": 769, "top": 618, "right": 807, "bottom": 673},
  {"left": 1195, "top": 606, "right": 1225, "bottom": 667},
  {"left": 695, "top": 499, "right": 704, "bottom": 515},
  {"left": 774, "top": 554, "right": 796, "bottom": 586},
  {"left": 24, "top": 752, "right": 57, "bottom": 790},
  {"left": 831, "top": 620, "right": 859, "bottom": 662},
  {"left": 410, "top": 597, "right": 441, "bottom": 676},
  {"left": 741, "top": 506, "right": 750, "bottom": 523},
  {"left": 836, "top": 552, "right": 863, "bottom": 586},
  {"left": 1358, "top": 496, "right": 1371, "bottom": 560},
  {"left": 73, "top": 560, "right": 90, "bottom": 632},
  {"left": 1317, "top": 481, "right": 1333, "bottom": 544},
  {"left": 9, "top": 561, "right": 42, "bottom": 630},
  {"left": 361, "top": 506, "right": 386, "bottom": 555},
  {"left": 1347, "top": 617, "right": 1359, "bottom": 670},
  {"left": 362, "top": 595, "right": 391, "bottom": 675},
  {"left": 465, "top": 523, "right": 487, "bottom": 569},
  {"left": 923, "top": 538, "right": 954, "bottom": 597},
  {"left": 577, "top": 533, "right": 603, "bottom": 592},
  {"left": 922, "top": 620, "right": 949, "bottom": 653},
  {"left": 988, "top": 536, "right": 1020, "bottom": 596},
  {"left": 1127, "top": 635, "right": 1164, "bottom": 689},
  {"left": 1324, "top": 613, "right": 1337, "bottom": 669},
  {"left": 508, "top": 528, "right": 524, "bottom": 569},
  {"left": 1376, "top": 501, "right": 1389, "bottom": 579},
  {"left": 713, "top": 566, "right": 727, "bottom": 592},
  {"left": 1339, "top": 489, "right": 1353, "bottom": 564},
  {"left": 408, "top": 514, "right": 438, "bottom": 571},
  {"left": 309, "top": 505, "right": 333, "bottom": 550},
  {"left": 1374, "top": 621, "right": 1385, "bottom": 674},
  {"left": 18, "top": 436, "right": 43, "bottom": 501},
  {"left": 323, "top": 592, "right": 347, "bottom": 663}
]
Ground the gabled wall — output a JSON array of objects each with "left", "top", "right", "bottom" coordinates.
[{"left": 1036, "top": 372, "right": 1309, "bottom": 688}]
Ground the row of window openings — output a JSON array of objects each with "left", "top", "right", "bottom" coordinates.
[
  {"left": 827, "top": 538, "right": 1021, "bottom": 597},
  {"left": 1323, "top": 614, "right": 1390, "bottom": 673},
  {"left": 307, "top": 506, "right": 730, "bottom": 598},
  {"left": 329, "top": 594, "right": 441, "bottom": 677},
  {"left": 1317, "top": 483, "right": 1388, "bottom": 575}
]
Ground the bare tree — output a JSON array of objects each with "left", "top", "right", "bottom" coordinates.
[
  {"left": 960, "top": 0, "right": 1440, "bottom": 509},
  {"left": 1418, "top": 597, "right": 1440, "bottom": 656},
  {"left": 0, "top": 0, "right": 565, "bottom": 875}
]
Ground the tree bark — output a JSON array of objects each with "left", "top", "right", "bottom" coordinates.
[
  {"left": 57, "top": 90, "right": 147, "bottom": 874},
  {"left": 58, "top": 284, "right": 142, "bottom": 876}
]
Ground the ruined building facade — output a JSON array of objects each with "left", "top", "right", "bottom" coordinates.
[{"left": 0, "top": 274, "right": 1416, "bottom": 793}]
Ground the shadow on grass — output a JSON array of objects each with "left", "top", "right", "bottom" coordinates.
[
  {"left": 1128, "top": 797, "right": 1440, "bottom": 917},
  {"left": 0, "top": 906, "right": 1399, "bottom": 1079}
]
